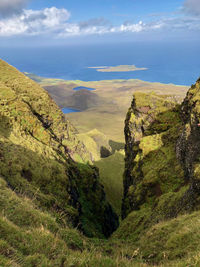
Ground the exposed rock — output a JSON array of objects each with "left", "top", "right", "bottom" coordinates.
[
  {"left": 122, "top": 92, "right": 183, "bottom": 219},
  {"left": 176, "top": 78, "right": 200, "bottom": 211},
  {"left": 122, "top": 79, "right": 200, "bottom": 223}
]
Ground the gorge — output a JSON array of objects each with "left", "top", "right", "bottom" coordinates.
[{"left": 1, "top": 58, "right": 200, "bottom": 266}]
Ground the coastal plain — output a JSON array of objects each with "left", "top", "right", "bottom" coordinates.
[{"left": 40, "top": 77, "right": 189, "bottom": 142}]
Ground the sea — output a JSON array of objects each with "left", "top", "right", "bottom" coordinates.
[{"left": 0, "top": 41, "right": 199, "bottom": 86}]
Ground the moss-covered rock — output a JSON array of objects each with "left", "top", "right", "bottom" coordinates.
[
  {"left": 176, "top": 78, "right": 200, "bottom": 209},
  {"left": 122, "top": 92, "right": 184, "bottom": 219},
  {"left": 119, "top": 79, "right": 200, "bottom": 262},
  {"left": 111, "top": 82, "right": 200, "bottom": 264}
]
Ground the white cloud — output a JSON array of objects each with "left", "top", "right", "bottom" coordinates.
[
  {"left": 60, "top": 21, "right": 149, "bottom": 37},
  {"left": 155, "top": 16, "right": 200, "bottom": 32},
  {"left": 0, "top": 8, "right": 149, "bottom": 37},
  {"left": 112, "top": 21, "right": 144, "bottom": 33},
  {"left": 0, "top": 0, "right": 28, "bottom": 17},
  {"left": 184, "top": 0, "right": 200, "bottom": 16},
  {"left": 0, "top": 7, "right": 70, "bottom": 36},
  {"left": 79, "top": 17, "right": 111, "bottom": 29},
  {"left": 0, "top": 5, "right": 200, "bottom": 38}
]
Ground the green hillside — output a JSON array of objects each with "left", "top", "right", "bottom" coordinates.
[
  {"left": 2, "top": 59, "right": 200, "bottom": 266},
  {"left": 0, "top": 59, "right": 121, "bottom": 266}
]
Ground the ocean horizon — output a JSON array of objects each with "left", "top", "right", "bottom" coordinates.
[{"left": 0, "top": 41, "right": 199, "bottom": 86}]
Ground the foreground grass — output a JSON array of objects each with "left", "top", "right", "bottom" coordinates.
[
  {"left": 3, "top": 171, "right": 200, "bottom": 267},
  {"left": 0, "top": 176, "right": 146, "bottom": 267}
]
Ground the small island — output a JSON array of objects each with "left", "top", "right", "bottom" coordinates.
[{"left": 88, "top": 64, "right": 148, "bottom": 72}]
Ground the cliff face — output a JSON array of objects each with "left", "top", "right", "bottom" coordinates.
[
  {"left": 122, "top": 92, "right": 184, "bottom": 219},
  {"left": 0, "top": 59, "right": 118, "bottom": 238},
  {"left": 176, "top": 78, "right": 200, "bottom": 210},
  {"left": 122, "top": 79, "right": 200, "bottom": 221},
  {"left": 110, "top": 79, "right": 200, "bottom": 264}
]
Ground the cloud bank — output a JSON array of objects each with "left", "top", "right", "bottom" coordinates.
[
  {"left": 184, "top": 0, "right": 200, "bottom": 16},
  {"left": 0, "top": 3, "right": 200, "bottom": 38},
  {"left": 0, "top": 9, "right": 168, "bottom": 37},
  {"left": 0, "top": 0, "right": 28, "bottom": 17},
  {"left": 0, "top": 7, "right": 70, "bottom": 36}
]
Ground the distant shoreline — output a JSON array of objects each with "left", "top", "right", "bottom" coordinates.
[{"left": 25, "top": 73, "right": 189, "bottom": 88}]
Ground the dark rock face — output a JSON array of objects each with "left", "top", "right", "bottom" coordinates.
[
  {"left": 122, "top": 92, "right": 182, "bottom": 219},
  {"left": 176, "top": 79, "right": 200, "bottom": 211},
  {"left": 176, "top": 79, "right": 200, "bottom": 181},
  {"left": 100, "top": 146, "right": 112, "bottom": 158}
]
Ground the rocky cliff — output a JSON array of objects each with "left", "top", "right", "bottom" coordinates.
[
  {"left": 176, "top": 78, "right": 200, "bottom": 209},
  {"left": 110, "top": 79, "right": 200, "bottom": 264},
  {"left": 121, "top": 79, "right": 200, "bottom": 238},
  {"left": 122, "top": 91, "right": 184, "bottom": 219},
  {"left": 0, "top": 59, "right": 118, "bottom": 239}
]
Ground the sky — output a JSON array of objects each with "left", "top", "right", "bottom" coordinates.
[{"left": 0, "top": 0, "right": 200, "bottom": 45}]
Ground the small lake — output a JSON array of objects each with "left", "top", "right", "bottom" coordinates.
[
  {"left": 62, "top": 108, "right": 80, "bottom": 114},
  {"left": 73, "top": 86, "right": 95, "bottom": 91}
]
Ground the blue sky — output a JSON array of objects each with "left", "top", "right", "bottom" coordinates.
[
  {"left": 0, "top": 0, "right": 199, "bottom": 44},
  {"left": 28, "top": 0, "right": 184, "bottom": 23}
]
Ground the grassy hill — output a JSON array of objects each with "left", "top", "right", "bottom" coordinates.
[{"left": 0, "top": 59, "right": 122, "bottom": 266}]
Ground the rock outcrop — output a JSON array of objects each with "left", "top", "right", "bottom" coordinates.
[
  {"left": 122, "top": 92, "right": 183, "bottom": 219},
  {"left": 122, "top": 79, "right": 200, "bottom": 222},
  {"left": 112, "top": 79, "right": 200, "bottom": 265},
  {"left": 176, "top": 78, "right": 200, "bottom": 210}
]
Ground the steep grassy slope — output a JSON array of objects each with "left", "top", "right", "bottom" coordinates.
[
  {"left": 95, "top": 150, "right": 125, "bottom": 216},
  {"left": 0, "top": 59, "right": 119, "bottom": 241},
  {"left": 0, "top": 176, "right": 86, "bottom": 266},
  {"left": 76, "top": 129, "right": 124, "bottom": 216},
  {"left": 0, "top": 175, "right": 143, "bottom": 267},
  {"left": 77, "top": 129, "right": 113, "bottom": 161}
]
